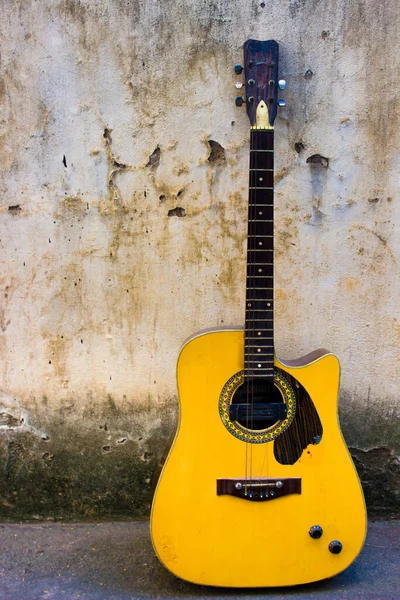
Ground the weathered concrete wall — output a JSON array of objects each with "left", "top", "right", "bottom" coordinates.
[{"left": 0, "top": 0, "right": 399, "bottom": 519}]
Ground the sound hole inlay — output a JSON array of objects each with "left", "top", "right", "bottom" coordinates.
[{"left": 219, "top": 369, "right": 296, "bottom": 444}]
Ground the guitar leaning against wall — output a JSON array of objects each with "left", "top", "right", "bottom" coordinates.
[{"left": 150, "top": 39, "right": 367, "bottom": 587}]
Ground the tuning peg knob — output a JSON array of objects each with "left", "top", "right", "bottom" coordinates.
[
  {"left": 278, "top": 79, "right": 287, "bottom": 89},
  {"left": 234, "top": 64, "right": 244, "bottom": 74},
  {"left": 278, "top": 100, "right": 286, "bottom": 107},
  {"left": 235, "top": 82, "right": 243, "bottom": 89},
  {"left": 235, "top": 96, "right": 244, "bottom": 107}
]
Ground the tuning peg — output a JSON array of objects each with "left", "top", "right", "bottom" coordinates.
[
  {"left": 234, "top": 64, "right": 244, "bottom": 74},
  {"left": 278, "top": 79, "right": 287, "bottom": 90},
  {"left": 235, "top": 96, "right": 244, "bottom": 107},
  {"left": 235, "top": 82, "right": 243, "bottom": 89},
  {"left": 278, "top": 100, "right": 286, "bottom": 107}
]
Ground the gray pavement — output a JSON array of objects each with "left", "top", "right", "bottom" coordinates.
[{"left": 0, "top": 520, "right": 399, "bottom": 599}]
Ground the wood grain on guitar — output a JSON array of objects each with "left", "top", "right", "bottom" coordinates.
[{"left": 150, "top": 39, "right": 367, "bottom": 588}]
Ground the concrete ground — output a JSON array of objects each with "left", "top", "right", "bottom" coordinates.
[{"left": 0, "top": 521, "right": 398, "bottom": 600}]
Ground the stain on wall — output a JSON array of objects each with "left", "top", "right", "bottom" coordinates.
[{"left": 0, "top": 0, "right": 399, "bottom": 519}]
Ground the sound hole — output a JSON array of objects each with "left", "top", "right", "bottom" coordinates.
[{"left": 231, "top": 379, "right": 284, "bottom": 430}]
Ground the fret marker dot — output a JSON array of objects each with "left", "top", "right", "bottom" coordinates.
[
  {"left": 267, "top": 302, "right": 271, "bottom": 307},
  {"left": 248, "top": 303, "right": 252, "bottom": 307},
  {"left": 257, "top": 348, "right": 261, "bottom": 353},
  {"left": 258, "top": 241, "right": 262, "bottom": 246},
  {"left": 258, "top": 268, "right": 262, "bottom": 272},
  {"left": 259, "top": 211, "right": 263, "bottom": 215},
  {"left": 259, "top": 177, "right": 263, "bottom": 182},
  {"left": 257, "top": 364, "right": 262, "bottom": 368},
  {"left": 257, "top": 332, "right": 261, "bottom": 336}
]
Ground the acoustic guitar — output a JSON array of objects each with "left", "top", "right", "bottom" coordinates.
[{"left": 150, "top": 39, "right": 366, "bottom": 587}]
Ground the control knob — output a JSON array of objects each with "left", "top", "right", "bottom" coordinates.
[
  {"left": 309, "top": 525, "right": 323, "bottom": 539},
  {"left": 329, "top": 540, "right": 343, "bottom": 554}
]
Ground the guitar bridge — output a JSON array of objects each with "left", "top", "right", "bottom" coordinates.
[{"left": 217, "top": 478, "right": 301, "bottom": 502}]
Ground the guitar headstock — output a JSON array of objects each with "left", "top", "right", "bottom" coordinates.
[{"left": 234, "top": 40, "right": 286, "bottom": 129}]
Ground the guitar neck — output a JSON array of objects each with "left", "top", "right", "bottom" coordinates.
[{"left": 244, "top": 128, "right": 274, "bottom": 380}]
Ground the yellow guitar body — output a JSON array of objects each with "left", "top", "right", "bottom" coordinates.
[{"left": 150, "top": 329, "right": 367, "bottom": 587}]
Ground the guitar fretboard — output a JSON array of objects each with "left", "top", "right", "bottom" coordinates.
[{"left": 244, "top": 129, "right": 274, "bottom": 380}]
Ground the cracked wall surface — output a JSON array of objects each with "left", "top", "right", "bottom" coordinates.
[{"left": 0, "top": 0, "right": 399, "bottom": 519}]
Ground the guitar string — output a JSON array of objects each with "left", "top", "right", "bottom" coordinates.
[
  {"left": 256, "top": 127, "right": 264, "bottom": 493},
  {"left": 244, "top": 127, "right": 250, "bottom": 490},
  {"left": 266, "top": 127, "right": 274, "bottom": 487},
  {"left": 249, "top": 127, "right": 257, "bottom": 491}
]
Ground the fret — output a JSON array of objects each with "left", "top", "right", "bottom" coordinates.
[
  {"left": 248, "top": 235, "right": 273, "bottom": 238},
  {"left": 243, "top": 367, "right": 275, "bottom": 370},
  {"left": 245, "top": 320, "right": 273, "bottom": 325},
  {"left": 250, "top": 168, "right": 274, "bottom": 172},
  {"left": 245, "top": 343, "right": 274, "bottom": 347},
  {"left": 245, "top": 325, "right": 273, "bottom": 329},
  {"left": 245, "top": 354, "right": 274, "bottom": 358},
  {"left": 245, "top": 355, "right": 275, "bottom": 359},
  {"left": 248, "top": 219, "right": 273, "bottom": 222},
  {"left": 250, "top": 149, "right": 273, "bottom": 153},
  {"left": 243, "top": 371, "right": 275, "bottom": 378},
  {"left": 248, "top": 204, "right": 273, "bottom": 207},
  {"left": 247, "top": 262, "right": 273, "bottom": 265},
  {"left": 247, "top": 246, "right": 273, "bottom": 251},
  {"left": 243, "top": 368, "right": 275, "bottom": 377},
  {"left": 249, "top": 187, "right": 273, "bottom": 190},
  {"left": 245, "top": 344, "right": 274, "bottom": 347}
]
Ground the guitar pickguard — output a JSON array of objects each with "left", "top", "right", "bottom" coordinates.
[{"left": 273, "top": 368, "right": 323, "bottom": 465}]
